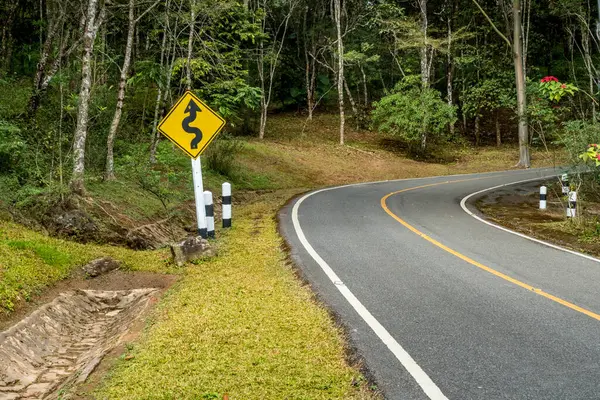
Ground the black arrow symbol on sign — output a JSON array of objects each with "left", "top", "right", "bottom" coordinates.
[{"left": 182, "top": 99, "right": 203, "bottom": 150}]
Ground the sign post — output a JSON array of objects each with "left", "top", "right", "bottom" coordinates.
[
  {"left": 157, "top": 91, "right": 226, "bottom": 239},
  {"left": 191, "top": 157, "right": 207, "bottom": 237}
]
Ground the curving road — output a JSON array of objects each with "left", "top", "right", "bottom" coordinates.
[{"left": 279, "top": 168, "right": 600, "bottom": 400}]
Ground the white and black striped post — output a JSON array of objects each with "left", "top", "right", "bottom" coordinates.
[
  {"left": 539, "top": 186, "right": 547, "bottom": 210},
  {"left": 191, "top": 157, "right": 208, "bottom": 239},
  {"left": 561, "top": 173, "right": 570, "bottom": 195},
  {"left": 222, "top": 182, "right": 232, "bottom": 228},
  {"left": 567, "top": 191, "right": 577, "bottom": 218},
  {"left": 204, "top": 191, "right": 215, "bottom": 238}
]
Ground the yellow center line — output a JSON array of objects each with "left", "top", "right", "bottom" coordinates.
[{"left": 381, "top": 179, "right": 600, "bottom": 322}]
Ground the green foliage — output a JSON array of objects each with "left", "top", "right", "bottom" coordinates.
[
  {"left": 372, "top": 80, "right": 457, "bottom": 150},
  {"left": 539, "top": 77, "right": 578, "bottom": 102},
  {"left": 204, "top": 136, "right": 244, "bottom": 178}
]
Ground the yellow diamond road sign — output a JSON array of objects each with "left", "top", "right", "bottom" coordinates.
[{"left": 158, "top": 91, "right": 226, "bottom": 158}]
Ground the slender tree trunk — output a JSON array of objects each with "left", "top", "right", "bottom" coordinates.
[
  {"left": 513, "top": 0, "right": 530, "bottom": 168},
  {"left": 0, "top": 2, "right": 17, "bottom": 73},
  {"left": 447, "top": 8, "right": 455, "bottom": 135},
  {"left": 71, "top": 0, "right": 104, "bottom": 195},
  {"left": 419, "top": 0, "right": 430, "bottom": 151},
  {"left": 303, "top": 7, "right": 316, "bottom": 120},
  {"left": 474, "top": 115, "right": 480, "bottom": 146},
  {"left": 582, "top": 23, "right": 596, "bottom": 120},
  {"left": 334, "top": 0, "right": 344, "bottom": 145},
  {"left": 149, "top": 16, "right": 169, "bottom": 164},
  {"left": 30, "top": 16, "right": 63, "bottom": 113},
  {"left": 343, "top": 78, "right": 358, "bottom": 116},
  {"left": 360, "top": 65, "right": 368, "bottom": 106},
  {"left": 186, "top": 0, "right": 195, "bottom": 91},
  {"left": 105, "top": 0, "right": 136, "bottom": 180},
  {"left": 496, "top": 114, "right": 502, "bottom": 147}
]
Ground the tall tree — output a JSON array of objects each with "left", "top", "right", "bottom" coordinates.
[
  {"left": 472, "top": 0, "right": 530, "bottom": 167},
  {"left": 334, "top": 0, "right": 345, "bottom": 145},
  {"left": 105, "top": 0, "right": 161, "bottom": 180},
  {"left": 71, "top": 0, "right": 106, "bottom": 194}
]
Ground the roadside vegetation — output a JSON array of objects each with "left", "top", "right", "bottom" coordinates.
[{"left": 2, "top": 0, "right": 600, "bottom": 398}]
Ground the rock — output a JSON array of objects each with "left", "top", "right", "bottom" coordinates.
[
  {"left": 51, "top": 209, "right": 98, "bottom": 242},
  {"left": 170, "top": 236, "right": 214, "bottom": 267},
  {"left": 82, "top": 257, "right": 121, "bottom": 278}
]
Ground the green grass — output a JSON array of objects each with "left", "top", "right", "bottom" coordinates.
[
  {"left": 97, "top": 193, "right": 375, "bottom": 400},
  {"left": 0, "top": 221, "right": 173, "bottom": 312}
]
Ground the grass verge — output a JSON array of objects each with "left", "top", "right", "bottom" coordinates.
[
  {"left": 97, "top": 191, "right": 376, "bottom": 399},
  {"left": 0, "top": 221, "right": 172, "bottom": 313}
]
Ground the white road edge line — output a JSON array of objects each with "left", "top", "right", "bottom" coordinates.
[
  {"left": 292, "top": 189, "right": 449, "bottom": 400},
  {"left": 460, "top": 175, "right": 600, "bottom": 264}
]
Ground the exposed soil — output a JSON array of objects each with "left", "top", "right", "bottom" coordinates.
[
  {"left": 0, "top": 269, "right": 178, "bottom": 332},
  {"left": 0, "top": 270, "right": 178, "bottom": 399},
  {"left": 476, "top": 180, "right": 600, "bottom": 258}
]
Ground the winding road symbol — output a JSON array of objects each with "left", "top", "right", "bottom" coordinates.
[{"left": 182, "top": 99, "right": 203, "bottom": 149}]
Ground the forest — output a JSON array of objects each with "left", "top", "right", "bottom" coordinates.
[{"left": 0, "top": 0, "right": 599, "bottom": 200}]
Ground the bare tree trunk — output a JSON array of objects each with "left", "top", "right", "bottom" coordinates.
[
  {"left": 30, "top": 15, "right": 63, "bottom": 113},
  {"left": 186, "top": 0, "right": 195, "bottom": 91},
  {"left": 149, "top": 9, "right": 169, "bottom": 164},
  {"left": 360, "top": 65, "right": 368, "bottom": 106},
  {"left": 582, "top": 22, "right": 596, "bottom": 120},
  {"left": 496, "top": 114, "right": 502, "bottom": 147},
  {"left": 0, "top": 2, "right": 17, "bottom": 72},
  {"left": 334, "top": 0, "right": 344, "bottom": 145},
  {"left": 474, "top": 115, "right": 480, "bottom": 146},
  {"left": 419, "top": 0, "right": 430, "bottom": 151},
  {"left": 447, "top": 7, "right": 455, "bottom": 136},
  {"left": 105, "top": 0, "right": 136, "bottom": 180},
  {"left": 303, "top": 6, "right": 315, "bottom": 120},
  {"left": 343, "top": 78, "right": 358, "bottom": 116},
  {"left": 71, "top": 0, "right": 105, "bottom": 195},
  {"left": 513, "top": 0, "right": 530, "bottom": 168},
  {"left": 258, "top": 0, "right": 295, "bottom": 139}
]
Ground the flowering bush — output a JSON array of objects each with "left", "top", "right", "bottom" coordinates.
[
  {"left": 580, "top": 143, "right": 600, "bottom": 166},
  {"left": 539, "top": 76, "right": 578, "bottom": 102}
]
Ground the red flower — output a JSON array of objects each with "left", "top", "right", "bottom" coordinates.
[
  {"left": 560, "top": 84, "right": 566, "bottom": 89},
  {"left": 541, "top": 76, "right": 559, "bottom": 83},
  {"left": 596, "top": 154, "right": 600, "bottom": 161}
]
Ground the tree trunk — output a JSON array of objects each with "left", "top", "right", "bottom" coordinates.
[
  {"left": 360, "top": 65, "right": 368, "bottom": 106},
  {"left": 186, "top": 0, "right": 195, "bottom": 91},
  {"left": 582, "top": 22, "right": 596, "bottom": 120},
  {"left": 105, "top": 0, "right": 136, "bottom": 180},
  {"left": 496, "top": 114, "right": 502, "bottom": 147},
  {"left": 343, "top": 78, "right": 358, "bottom": 116},
  {"left": 303, "top": 7, "right": 316, "bottom": 120},
  {"left": 0, "top": 2, "right": 17, "bottom": 72},
  {"left": 419, "top": 0, "right": 429, "bottom": 151},
  {"left": 30, "top": 16, "right": 63, "bottom": 113},
  {"left": 474, "top": 115, "right": 480, "bottom": 146},
  {"left": 447, "top": 8, "right": 455, "bottom": 136},
  {"left": 71, "top": 0, "right": 104, "bottom": 195},
  {"left": 512, "top": 0, "right": 530, "bottom": 168},
  {"left": 334, "top": 0, "right": 344, "bottom": 145}
]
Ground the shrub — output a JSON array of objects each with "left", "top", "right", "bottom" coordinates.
[
  {"left": 204, "top": 136, "right": 244, "bottom": 178},
  {"left": 372, "top": 81, "right": 456, "bottom": 152}
]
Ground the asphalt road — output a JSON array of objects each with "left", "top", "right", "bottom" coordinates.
[{"left": 279, "top": 168, "right": 600, "bottom": 400}]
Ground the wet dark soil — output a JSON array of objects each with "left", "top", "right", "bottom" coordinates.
[{"left": 476, "top": 180, "right": 600, "bottom": 258}]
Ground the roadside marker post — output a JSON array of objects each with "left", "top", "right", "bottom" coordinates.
[
  {"left": 157, "top": 91, "right": 226, "bottom": 239},
  {"left": 204, "top": 191, "right": 215, "bottom": 238},
  {"left": 561, "top": 174, "right": 569, "bottom": 195},
  {"left": 567, "top": 191, "right": 577, "bottom": 218},
  {"left": 539, "top": 186, "right": 547, "bottom": 210},
  {"left": 222, "top": 182, "right": 232, "bottom": 228}
]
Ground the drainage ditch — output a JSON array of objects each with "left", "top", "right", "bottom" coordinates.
[{"left": 0, "top": 288, "right": 159, "bottom": 399}]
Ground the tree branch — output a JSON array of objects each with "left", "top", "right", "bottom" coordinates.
[{"left": 470, "top": 0, "right": 512, "bottom": 48}]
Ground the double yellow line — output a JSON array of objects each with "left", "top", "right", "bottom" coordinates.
[{"left": 381, "top": 178, "right": 600, "bottom": 322}]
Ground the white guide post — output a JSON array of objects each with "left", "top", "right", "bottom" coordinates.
[
  {"left": 191, "top": 157, "right": 208, "bottom": 238},
  {"left": 567, "top": 191, "right": 577, "bottom": 218},
  {"left": 539, "top": 186, "right": 547, "bottom": 210}
]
